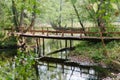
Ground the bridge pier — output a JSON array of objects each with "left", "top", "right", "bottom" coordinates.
[
  {"left": 35, "top": 38, "right": 45, "bottom": 57},
  {"left": 65, "top": 40, "right": 68, "bottom": 59},
  {"left": 70, "top": 40, "right": 73, "bottom": 49},
  {"left": 43, "top": 38, "right": 45, "bottom": 56},
  {"left": 38, "top": 38, "right": 41, "bottom": 57},
  {"left": 36, "top": 38, "right": 41, "bottom": 57}
]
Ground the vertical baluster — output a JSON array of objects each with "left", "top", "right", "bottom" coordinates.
[
  {"left": 47, "top": 27, "right": 48, "bottom": 36},
  {"left": 62, "top": 31, "right": 64, "bottom": 37},
  {"left": 42, "top": 27, "right": 44, "bottom": 34},
  {"left": 43, "top": 38, "right": 45, "bottom": 56},
  {"left": 71, "top": 31, "right": 73, "bottom": 36}
]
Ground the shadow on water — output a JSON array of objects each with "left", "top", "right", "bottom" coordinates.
[
  {"left": 37, "top": 61, "right": 106, "bottom": 80},
  {"left": 0, "top": 39, "right": 110, "bottom": 80},
  {"left": 36, "top": 54, "right": 108, "bottom": 80},
  {"left": 39, "top": 63, "right": 98, "bottom": 80},
  {"left": 33, "top": 39, "right": 109, "bottom": 80}
]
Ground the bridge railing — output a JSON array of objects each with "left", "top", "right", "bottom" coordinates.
[{"left": 19, "top": 26, "right": 120, "bottom": 37}]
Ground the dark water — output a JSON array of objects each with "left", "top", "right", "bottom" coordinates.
[
  {"left": 34, "top": 39, "right": 107, "bottom": 80},
  {"left": 0, "top": 40, "right": 108, "bottom": 80},
  {"left": 37, "top": 62, "right": 99, "bottom": 80}
]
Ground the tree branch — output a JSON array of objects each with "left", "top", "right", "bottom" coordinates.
[{"left": 72, "top": 3, "right": 86, "bottom": 35}]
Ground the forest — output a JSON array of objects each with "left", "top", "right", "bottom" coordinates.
[{"left": 0, "top": 0, "right": 120, "bottom": 80}]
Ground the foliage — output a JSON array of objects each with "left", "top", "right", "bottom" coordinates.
[
  {"left": 0, "top": 31, "right": 5, "bottom": 39},
  {"left": 0, "top": 0, "right": 120, "bottom": 29},
  {"left": 0, "top": 35, "right": 17, "bottom": 48},
  {"left": 0, "top": 60, "right": 14, "bottom": 80},
  {"left": 39, "top": 0, "right": 76, "bottom": 27},
  {"left": 14, "top": 50, "right": 37, "bottom": 80},
  {"left": 0, "top": 0, "right": 13, "bottom": 28},
  {"left": 73, "top": 41, "right": 120, "bottom": 62},
  {"left": 86, "top": 26, "right": 120, "bottom": 37},
  {"left": 0, "top": 0, "right": 41, "bottom": 30},
  {"left": 106, "top": 41, "right": 120, "bottom": 61},
  {"left": 0, "top": 50, "right": 37, "bottom": 80}
]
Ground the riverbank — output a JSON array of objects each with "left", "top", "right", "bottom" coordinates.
[{"left": 69, "top": 40, "right": 120, "bottom": 79}]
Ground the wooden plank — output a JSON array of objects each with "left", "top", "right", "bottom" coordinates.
[
  {"left": 29, "top": 30, "right": 100, "bottom": 34},
  {"left": 38, "top": 57, "right": 98, "bottom": 68},
  {"left": 17, "top": 32, "right": 120, "bottom": 41}
]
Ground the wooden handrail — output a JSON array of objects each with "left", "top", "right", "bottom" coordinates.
[{"left": 28, "top": 29, "right": 120, "bottom": 35}]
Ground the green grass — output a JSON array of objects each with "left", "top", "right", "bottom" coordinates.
[{"left": 71, "top": 41, "right": 120, "bottom": 62}]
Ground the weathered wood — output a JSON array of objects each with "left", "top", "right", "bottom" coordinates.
[
  {"left": 17, "top": 32, "right": 120, "bottom": 41},
  {"left": 42, "top": 38, "right": 45, "bottom": 56},
  {"left": 15, "top": 27, "right": 120, "bottom": 42},
  {"left": 70, "top": 40, "right": 72, "bottom": 48},
  {"left": 38, "top": 57, "right": 99, "bottom": 68},
  {"left": 25, "top": 29, "right": 120, "bottom": 36},
  {"left": 47, "top": 47, "right": 75, "bottom": 56},
  {"left": 38, "top": 38, "right": 41, "bottom": 57}
]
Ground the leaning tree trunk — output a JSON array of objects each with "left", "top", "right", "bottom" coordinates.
[
  {"left": 12, "top": 0, "right": 19, "bottom": 32},
  {"left": 19, "top": 0, "right": 25, "bottom": 28},
  {"left": 72, "top": 3, "right": 86, "bottom": 36}
]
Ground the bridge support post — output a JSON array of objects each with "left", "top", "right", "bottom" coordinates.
[
  {"left": 36, "top": 38, "right": 41, "bottom": 57},
  {"left": 65, "top": 40, "right": 68, "bottom": 59},
  {"left": 36, "top": 38, "right": 38, "bottom": 54},
  {"left": 59, "top": 40, "right": 63, "bottom": 58},
  {"left": 62, "top": 64, "right": 64, "bottom": 73},
  {"left": 43, "top": 38, "right": 45, "bottom": 56},
  {"left": 38, "top": 38, "right": 41, "bottom": 57},
  {"left": 47, "top": 62, "right": 49, "bottom": 70},
  {"left": 70, "top": 40, "right": 72, "bottom": 49}
]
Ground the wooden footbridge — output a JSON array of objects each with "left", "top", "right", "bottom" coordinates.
[
  {"left": 14, "top": 27, "right": 120, "bottom": 58},
  {"left": 16, "top": 27, "right": 120, "bottom": 41}
]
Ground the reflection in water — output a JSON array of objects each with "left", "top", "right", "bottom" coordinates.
[
  {"left": 0, "top": 49, "right": 100, "bottom": 80},
  {"left": 34, "top": 39, "right": 103, "bottom": 80},
  {"left": 0, "top": 39, "right": 107, "bottom": 80},
  {"left": 37, "top": 62, "right": 99, "bottom": 80}
]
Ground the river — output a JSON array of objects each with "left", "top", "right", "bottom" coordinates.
[{"left": 0, "top": 39, "right": 112, "bottom": 80}]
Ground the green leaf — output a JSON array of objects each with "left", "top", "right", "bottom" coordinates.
[{"left": 71, "top": 0, "right": 77, "bottom": 4}]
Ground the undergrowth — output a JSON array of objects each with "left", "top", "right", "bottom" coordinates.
[{"left": 71, "top": 41, "right": 120, "bottom": 62}]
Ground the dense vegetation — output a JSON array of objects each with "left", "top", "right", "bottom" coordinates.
[{"left": 0, "top": 0, "right": 120, "bottom": 79}]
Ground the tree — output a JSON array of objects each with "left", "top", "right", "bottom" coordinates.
[
  {"left": 11, "top": 0, "right": 40, "bottom": 32},
  {"left": 39, "top": 0, "right": 76, "bottom": 29}
]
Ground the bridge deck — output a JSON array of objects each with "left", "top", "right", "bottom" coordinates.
[
  {"left": 14, "top": 26, "right": 120, "bottom": 41},
  {"left": 16, "top": 30, "right": 120, "bottom": 41}
]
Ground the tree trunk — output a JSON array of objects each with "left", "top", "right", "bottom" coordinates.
[
  {"left": 12, "top": 0, "right": 19, "bottom": 32},
  {"left": 72, "top": 3, "right": 86, "bottom": 36},
  {"left": 23, "top": 0, "right": 36, "bottom": 33},
  {"left": 97, "top": 0, "right": 106, "bottom": 32},
  {"left": 97, "top": 0, "right": 108, "bottom": 57},
  {"left": 19, "top": 0, "right": 25, "bottom": 27}
]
